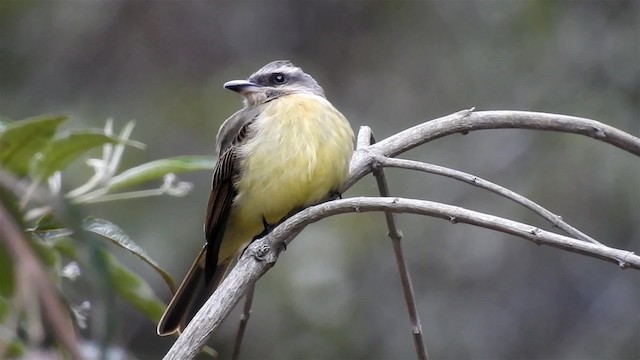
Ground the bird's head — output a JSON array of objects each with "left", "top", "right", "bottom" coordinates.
[{"left": 224, "top": 60, "right": 325, "bottom": 107}]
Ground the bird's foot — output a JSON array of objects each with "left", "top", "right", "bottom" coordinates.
[
  {"left": 252, "top": 216, "right": 275, "bottom": 242},
  {"left": 329, "top": 190, "right": 342, "bottom": 200}
]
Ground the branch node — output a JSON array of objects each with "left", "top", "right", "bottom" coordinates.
[
  {"left": 371, "top": 160, "right": 381, "bottom": 170},
  {"left": 460, "top": 107, "right": 475, "bottom": 117},
  {"left": 591, "top": 126, "right": 606, "bottom": 139},
  {"left": 413, "top": 324, "right": 423, "bottom": 335},
  {"left": 251, "top": 243, "right": 271, "bottom": 262},
  {"left": 618, "top": 251, "right": 636, "bottom": 269},
  {"left": 529, "top": 228, "right": 543, "bottom": 244},
  {"left": 388, "top": 230, "right": 404, "bottom": 240}
]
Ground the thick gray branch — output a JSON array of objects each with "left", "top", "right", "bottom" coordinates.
[
  {"left": 164, "top": 110, "right": 640, "bottom": 359},
  {"left": 370, "top": 109, "right": 640, "bottom": 159},
  {"left": 163, "top": 197, "right": 639, "bottom": 359}
]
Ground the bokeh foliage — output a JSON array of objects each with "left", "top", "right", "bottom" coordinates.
[{"left": 0, "top": 115, "right": 213, "bottom": 358}]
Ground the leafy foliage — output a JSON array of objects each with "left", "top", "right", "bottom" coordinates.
[
  {"left": 0, "top": 114, "right": 211, "bottom": 358},
  {"left": 84, "top": 216, "right": 177, "bottom": 294},
  {"left": 0, "top": 115, "right": 67, "bottom": 176}
]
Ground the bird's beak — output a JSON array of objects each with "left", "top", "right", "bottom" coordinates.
[{"left": 223, "top": 80, "right": 262, "bottom": 94}]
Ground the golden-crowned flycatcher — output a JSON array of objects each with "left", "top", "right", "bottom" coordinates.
[{"left": 157, "top": 60, "right": 354, "bottom": 335}]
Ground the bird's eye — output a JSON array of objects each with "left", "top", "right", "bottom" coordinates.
[{"left": 270, "top": 73, "right": 286, "bottom": 84}]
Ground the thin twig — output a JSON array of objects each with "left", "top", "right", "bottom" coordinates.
[
  {"left": 232, "top": 283, "right": 255, "bottom": 360},
  {"left": 370, "top": 134, "right": 428, "bottom": 360},
  {"left": 375, "top": 156, "right": 601, "bottom": 245}
]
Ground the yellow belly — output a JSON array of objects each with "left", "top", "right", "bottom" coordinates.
[{"left": 218, "top": 93, "right": 354, "bottom": 261}]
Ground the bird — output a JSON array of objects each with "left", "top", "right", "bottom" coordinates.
[{"left": 157, "top": 60, "right": 354, "bottom": 336}]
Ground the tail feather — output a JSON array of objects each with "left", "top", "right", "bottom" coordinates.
[{"left": 157, "top": 245, "right": 231, "bottom": 336}]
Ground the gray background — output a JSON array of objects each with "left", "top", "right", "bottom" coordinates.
[{"left": 1, "top": 1, "right": 638, "bottom": 359}]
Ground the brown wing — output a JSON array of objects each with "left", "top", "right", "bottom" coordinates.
[
  {"left": 203, "top": 146, "right": 237, "bottom": 284},
  {"left": 203, "top": 112, "right": 257, "bottom": 283}
]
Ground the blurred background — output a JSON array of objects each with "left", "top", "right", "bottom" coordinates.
[{"left": 1, "top": 1, "right": 638, "bottom": 359}]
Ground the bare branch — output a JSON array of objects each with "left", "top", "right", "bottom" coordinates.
[
  {"left": 164, "top": 110, "right": 640, "bottom": 359},
  {"left": 371, "top": 137, "right": 428, "bottom": 360},
  {"left": 371, "top": 109, "right": 640, "bottom": 158},
  {"left": 374, "top": 156, "right": 601, "bottom": 244},
  {"left": 164, "top": 196, "right": 639, "bottom": 359},
  {"left": 232, "top": 284, "right": 255, "bottom": 360},
  {"left": 276, "top": 197, "right": 639, "bottom": 269}
]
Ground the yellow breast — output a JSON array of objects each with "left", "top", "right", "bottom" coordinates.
[{"left": 218, "top": 93, "right": 354, "bottom": 261}]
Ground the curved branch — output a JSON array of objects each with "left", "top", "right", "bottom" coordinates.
[
  {"left": 344, "top": 110, "right": 640, "bottom": 191},
  {"left": 164, "top": 110, "right": 639, "bottom": 359},
  {"left": 163, "top": 196, "right": 639, "bottom": 359},
  {"left": 273, "top": 197, "right": 638, "bottom": 268},
  {"left": 371, "top": 109, "right": 640, "bottom": 158},
  {"left": 374, "top": 156, "right": 601, "bottom": 244}
]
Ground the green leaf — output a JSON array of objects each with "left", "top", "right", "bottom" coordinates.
[
  {"left": 0, "top": 114, "right": 68, "bottom": 176},
  {"left": 4, "top": 339, "right": 26, "bottom": 358},
  {"left": 84, "top": 216, "right": 177, "bottom": 294},
  {"left": 34, "top": 213, "right": 63, "bottom": 230},
  {"left": 30, "top": 130, "right": 119, "bottom": 180},
  {"left": 29, "top": 234, "right": 61, "bottom": 270},
  {"left": 0, "top": 296, "right": 9, "bottom": 322},
  {"left": 99, "top": 250, "right": 166, "bottom": 323},
  {"left": 29, "top": 228, "right": 77, "bottom": 259},
  {"left": 50, "top": 237, "right": 77, "bottom": 259},
  {"left": 107, "top": 156, "right": 215, "bottom": 191},
  {"left": 0, "top": 243, "right": 14, "bottom": 297},
  {"left": 30, "top": 228, "right": 74, "bottom": 241}
]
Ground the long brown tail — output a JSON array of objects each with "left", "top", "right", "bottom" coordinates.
[{"left": 157, "top": 245, "right": 231, "bottom": 336}]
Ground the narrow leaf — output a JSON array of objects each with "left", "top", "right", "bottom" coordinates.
[
  {"left": 107, "top": 156, "right": 215, "bottom": 191},
  {"left": 30, "top": 130, "right": 119, "bottom": 180},
  {"left": 0, "top": 114, "right": 68, "bottom": 176},
  {"left": 84, "top": 216, "right": 176, "bottom": 294},
  {"left": 28, "top": 228, "right": 77, "bottom": 259},
  {"left": 99, "top": 250, "right": 166, "bottom": 323},
  {"left": 4, "top": 339, "right": 26, "bottom": 358},
  {"left": 30, "top": 228, "right": 74, "bottom": 241},
  {"left": 29, "top": 234, "right": 61, "bottom": 269},
  {"left": 50, "top": 237, "right": 77, "bottom": 259}
]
